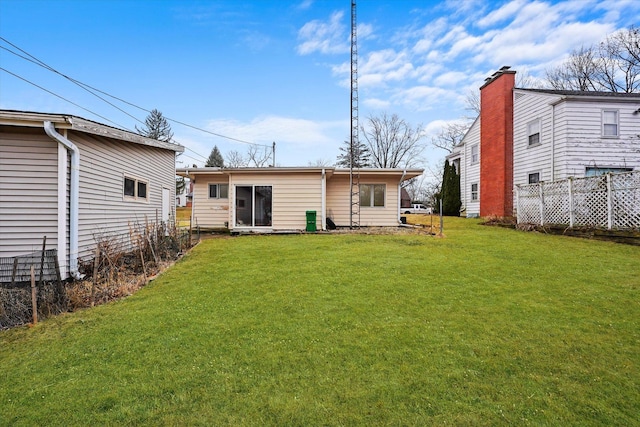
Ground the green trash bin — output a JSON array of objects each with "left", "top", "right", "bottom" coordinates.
[{"left": 306, "top": 210, "right": 317, "bottom": 232}]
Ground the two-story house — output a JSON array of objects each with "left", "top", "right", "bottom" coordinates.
[{"left": 449, "top": 67, "right": 640, "bottom": 218}]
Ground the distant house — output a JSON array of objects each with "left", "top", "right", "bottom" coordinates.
[
  {"left": 0, "top": 110, "right": 184, "bottom": 279},
  {"left": 449, "top": 67, "right": 640, "bottom": 218},
  {"left": 177, "top": 167, "right": 423, "bottom": 231}
]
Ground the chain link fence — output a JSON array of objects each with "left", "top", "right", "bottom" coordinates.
[{"left": 516, "top": 171, "right": 640, "bottom": 230}]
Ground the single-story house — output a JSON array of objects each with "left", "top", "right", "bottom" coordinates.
[
  {"left": 448, "top": 67, "right": 640, "bottom": 218},
  {"left": 177, "top": 167, "right": 423, "bottom": 232},
  {"left": 0, "top": 110, "right": 184, "bottom": 279}
]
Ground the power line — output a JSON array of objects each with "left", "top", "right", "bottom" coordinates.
[
  {"left": 0, "top": 66, "right": 131, "bottom": 130},
  {"left": 0, "top": 36, "right": 271, "bottom": 148}
]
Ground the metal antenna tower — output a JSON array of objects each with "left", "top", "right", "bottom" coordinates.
[{"left": 349, "top": 0, "right": 360, "bottom": 228}]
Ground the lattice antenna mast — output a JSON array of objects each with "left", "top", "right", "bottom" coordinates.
[{"left": 349, "top": 0, "right": 360, "bottom": 228}]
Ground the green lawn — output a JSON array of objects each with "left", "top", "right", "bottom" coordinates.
[{"left": 1, "top": 218, "right": 639, "bottom": 425}]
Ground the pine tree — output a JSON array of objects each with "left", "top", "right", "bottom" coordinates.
[
  {"left": 440, "top": 160, "right": 461, "bottom": 216},
  {"left": 136, "top": 109, "right": 174, "bottom": 142},
  {"left": 336, "top": 139, "right": 371, "bottom": 168},
  {"left": 205, "top": 145, "right": 225, "bottom": 167}
]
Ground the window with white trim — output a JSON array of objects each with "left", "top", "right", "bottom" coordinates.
[
  {"left": 470, "top": 144, "right": 479, "bottom": 164},
  {"left": 208, "top": 183, "right": 229, "bottom": 199},
  {"left": 123, "top": 176, "right": 148, "bottom": 201},
  {"left": 528, "top": 172, "right": 540, "bottom": 184},
  {"left": 471, "top": 183, "right": 478, "bottom": 201},
  {"left": 602, "top": 110, "right": 619, "bottom": 137},
  {"left": 528, "top": 120, "right": 541, "bottom": 146},
  {"left": 585, "top": 167, "right": 632, "bottom": 177},
  {"left": 360, "top": 184, "right": 385, "bottom": 207}
]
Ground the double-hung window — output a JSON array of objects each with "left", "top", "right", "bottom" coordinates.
[
  {"left": 602, "top": 110, "right": 619, "bottom": 137},
  {"left": 471, "top": 183, "right": 479, "bottom": 201},
  {"left": 360, "top": 184, "right": 385, "bottom": 207},
  {"left": 470, "top": 144, "right": 479, "bottom": 164},
  {"left": 528, "top": 120, "right": 541, "bottom": 146},
  {"left": 208, "top": 183, "right": 229, "bottom": 199},
  {"left": 123, "top": 176, "right": 148, "bottom": 201}
]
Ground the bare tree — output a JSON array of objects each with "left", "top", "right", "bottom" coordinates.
[
  {"left": 545, "top": 46, "right": 601, "bottom": 91},
  {"left": 246, "top": 145, "right": 272, "bottom": 167},
  {"left": 545, "top": 26, "right": 640, "bottom": 93},
  {"left": 225, "top": 150, "right": 247, "bottom": 168},
  {"left": 360, "top": 113, "right": 425, "bottom": 168},
  {"left": 599, "top": 26, "right": 640, "bottom": 92},
  {"left": 430, "top": 121, "right": 470, "bottom": 153},
  {"left": 308, "top": 158, "right": 334, "bottom": 167}
]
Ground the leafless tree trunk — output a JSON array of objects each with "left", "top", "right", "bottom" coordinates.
[
  {"left": 360, "top": 113, "right": 425, "bottom": 168},
  {"left": 545, "top": 26, "right": 640, "bottom": 93},
  {"left": 430, "top": 121, "right": 470, "bottom": 153},
  {"left": 225, "top": 150, "right": 247, "bottom": 168},
  {"left": 246, "top": 145, "right": 272, "bottom": 167}
]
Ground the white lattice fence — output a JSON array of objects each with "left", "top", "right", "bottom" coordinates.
[{"left": 516, "top": 171, "right": 640, "bottom": 230}]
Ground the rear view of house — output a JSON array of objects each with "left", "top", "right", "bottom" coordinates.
[
  {"left": 0, "top": 110, "right": 184, "bottom": 279},
  {"left": 177, "top": 167, "right": 423, "bottom": 232}
]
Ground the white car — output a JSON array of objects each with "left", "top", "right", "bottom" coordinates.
[{"left": 402, "top": 204, "right": 433, "bottom": 214}]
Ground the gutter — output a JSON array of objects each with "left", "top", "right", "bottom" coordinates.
[
  {"left": 44, "top": 121, "right": 82, "bottom": 279},
  {"left": 321, "top": 168, "right": 326, "bottom": 231}
]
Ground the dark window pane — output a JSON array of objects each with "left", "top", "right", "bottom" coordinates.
[
  {"left": 209, "top": 184, "right": 218, "bottom": 198},
  {"left": 124, "top": 177, "right": 135, "bottom": 196},
  {"left": 137, "top": 181, "right": 147, "bottom": 199}
]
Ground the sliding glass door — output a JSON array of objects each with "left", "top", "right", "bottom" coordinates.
[{"left": 235, "top": 185, "right": 272, "bottom": 227}]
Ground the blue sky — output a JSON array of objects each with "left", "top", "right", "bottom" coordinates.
[{"left": 1, "top": 0, "right": 638, "bottom": 171}]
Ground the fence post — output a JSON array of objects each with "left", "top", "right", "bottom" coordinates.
[
  {"left": 515, "top": 186, "right": 521, "bottom": 224},
  {"left": 539, "top": 182, "right": 545, "bottom": 226},
  {"left": 606, "top": 173, "right": 613, "bottom": 230},
  {"left": 568, "top": 177, "right": 574, "bottom": 228},
  {"left": 91, "top": 246, "right": 100, "bottom": 307},
  {"left": 38, "top": 236, "right": 47, "bottom": 287},
  {"left": 30, "top": 266, "right": 38, "bottom": 324}
]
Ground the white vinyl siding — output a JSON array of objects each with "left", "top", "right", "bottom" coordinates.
[
  {"left": 326, "top": 174, "right": 400, "bottom": 227},
  {"left": 0, "top": 128, "right": 61, "bottom": 258},
  {"left": 230, "top": 172, "right": 322, "bottom": 230},
  {"left": 192, "top": 174, "right": 231, "bottom": 228},
  {"left": 71, "top": 130, "right": 176, "bottom": 259},
  {"left": 602, "top": 110, "right": 619, "bottom": 137}
]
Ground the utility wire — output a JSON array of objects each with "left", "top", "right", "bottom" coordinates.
[
  {"left": 0, "top": 36, "right": 271, "bottom": 148},
  {"left": 0, "top": 67, "right": 131, "bottom": 130},
  {"left": 1, "top": 66, "right": 209, "bottom": 162}
]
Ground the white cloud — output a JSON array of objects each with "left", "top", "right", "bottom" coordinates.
[
  {"left": 206, "top": 116, "right": 345, "bottom": 146},
  {"left": 362, "top": 98, "right": 391, "bottom": 110},
  {"left": 477, "top": 0, "right": 527, "bottom": 28},
  {"left": 297, "top": 11, "right": 348, "bottom": 55}
]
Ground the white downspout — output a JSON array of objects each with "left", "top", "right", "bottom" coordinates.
[
  {"left": 398, "top": 169, "right": 406, "bottom": 223},
  {"left": 321, "top": 169, "right": 326, "bottom": 231},
  {"left": 551, "top": 103, "right": 556, "bottom": 181},
  {"left": 44, "top": 121, "right": 81, "bottom": 279}
]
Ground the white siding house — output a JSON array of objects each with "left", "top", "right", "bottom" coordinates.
[
  {"left": 0, "top": 110, "right": 184, "bottom": 279},
  {"left": 452, "top": 68, "right": 640, "bottom": 218}
]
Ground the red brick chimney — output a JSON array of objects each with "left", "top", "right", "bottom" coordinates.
[{"left": 479, "top": 66, "right": 515, "bottom": 217}]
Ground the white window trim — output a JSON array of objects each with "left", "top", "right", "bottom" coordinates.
[
  {"left": 470, "top": 144, "right": 479, "bottom": 165},
  {"left": 470, "top": 182, "right": 479, "bottom": 201},
  {"left": 527, "top": 171, "right": 542, "bottom": 184},
  {"left": 123, "top": 175, "right": 149, "bottom": 203},
  {"left": 527, "top": 119, "right": 541, "bottom": 147},
  {"left": 602, "top": 109, "right": 619, "bottom": 138},
  {"left": 360, "top": 183, "right": 386, "bottom": 208},
  {"left": 208, "top": 183, "right": 229, "bottom": 199}
]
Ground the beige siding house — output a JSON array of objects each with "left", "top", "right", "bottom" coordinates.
[
  {"left": 179, "top": 167, "right": 422, "bottom": 232},
  {"left": 0, "top": 110, "right": 184, "bottom": 279}
]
